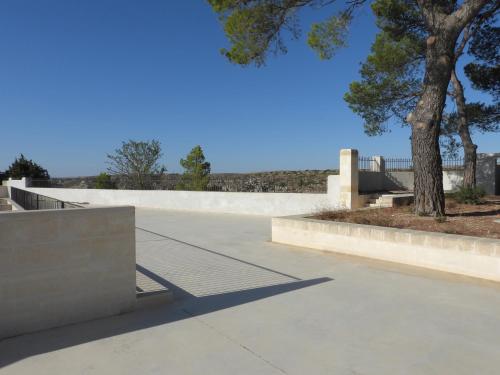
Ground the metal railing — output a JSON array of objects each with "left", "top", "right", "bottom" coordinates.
[
  {"left": 385, "top": 158, "right": 413, "bottom": 171},
  {"left": 358, "top": 156, "right": 376, "bottom": 171},
  {"left": 442, "top": 158, "right": 465, "bottom": 170},
  {"left": 10, "top": 187, "right": 83, "bottom": 210},
  {"left": 384, "top": 157, "right": 464, "bottom": 171}
]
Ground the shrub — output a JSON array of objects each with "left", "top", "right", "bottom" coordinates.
[
  {"left": 95, "top": 173, "right": 116, "bottom": 189},
  {"left": 453, "top": 186, "right": 486, "bottom": 205}
]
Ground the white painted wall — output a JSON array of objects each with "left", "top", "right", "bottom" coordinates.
[
  {"left": 442, "top": 170, "right": 464, "bottom": 192},
  {"left": 25, "top": 187, "right": 340, "bottom": 216},
  {"left": 2, "top": 177, "right": 29, "bottom": 196}
]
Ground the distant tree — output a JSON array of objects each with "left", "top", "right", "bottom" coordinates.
[
  {"left": 5, "top": 154, "right": 50, "bottom": 179},
  {"left": 94, "top": 172, "right": 116, "bottom": 189},
  {"left": 106, "top": 140, "right": 166, "bottom": 190},
  {"left": 177, "top": 145, "right": 211, "bottom": 191}
]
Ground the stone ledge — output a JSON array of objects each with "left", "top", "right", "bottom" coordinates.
[{"left": 272, "top": 215, "right": 500, "bottom": 282}]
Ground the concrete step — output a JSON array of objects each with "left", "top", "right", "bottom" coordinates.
[{"left": 369, "top": 202, "right": 392, "bottom": 208}]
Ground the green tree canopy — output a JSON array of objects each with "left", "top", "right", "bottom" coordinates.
[
  {"left": 5, "top": 154, "right": 50, "bottom": 179},
  {"left": 94, "top": 172, "right": 116, "bottom": 189},
  {"left": 343, "top": 0, "right": 498, "bottom": 188},
  {"left": 177, "top": 145, "right": 211, "bottom": 191},
  {"left": 464, "top": 22, "right": 500, "bottom": 99},
  {"left": 344, "top": 0, "right": 498, "bottom": 136},
  {"left": 208, "top": 0, "right": 496, "bottom": 215},
  {"left": 106, "top": 140, "right": 166, "bottom": 190}
]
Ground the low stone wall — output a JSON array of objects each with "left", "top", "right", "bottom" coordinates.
[
  {"left": 0, "top": 206, "right": 136, "bottom": 339},
  {"left": 24, "top": 188, "right": 339, "bottom": 216},
  {"left": 272, "top": 216, "right": 500, "bottom": 282}
]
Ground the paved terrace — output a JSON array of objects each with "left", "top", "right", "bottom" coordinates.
[{"left": 1, "top": 209, "right": 500, "bottom": 374}]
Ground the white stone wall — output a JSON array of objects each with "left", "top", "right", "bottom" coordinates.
[
  {"left": 2, "top": 177, "right": 29, "bottom": 197},
  {"left": 272, "top": 216, "right": 500, "bottom": 282},
  {"left": 0, "top": 206, "right": 136, "bottom": 339},
  {"left": 24, "top": 187, "right": 340, "bottom": 216}
]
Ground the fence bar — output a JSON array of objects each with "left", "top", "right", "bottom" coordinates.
[{"left": 10, "top": 187, "right": 82, "bottom": 210}]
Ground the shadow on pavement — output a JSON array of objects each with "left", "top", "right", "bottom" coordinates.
[{"left": 0, "top": 267, "right": 332, "bottom": 368}]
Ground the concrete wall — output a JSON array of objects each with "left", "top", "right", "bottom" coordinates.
[
  {"left": 2, "top": 177, "right": 29, "bottom": 197},
  {"left": 24, "top": 187, "right": 339, "bottom": 216},
  {"left": 442, "top": 170, "right": 464, "bottom": 192},
  {"left": 477, "top": 154, "right": 499, "bottom": 195},
  {"left": 272, "top": 216, "right": 500, "bottom": 282},
  {"left": 384, "top": 171, "right": 414, "bottom": 191},
  {"left": 359, "top": 171, "right": 384, "bottom": 192},
  {"left": 0, "top": 206, "right": 136, "bottom": 339},
  {"left": 359, "top": 170, "right": 464, "bottom": 193},
  {"left": 0, "top": 186, "right": 8, "bottom": 198}
]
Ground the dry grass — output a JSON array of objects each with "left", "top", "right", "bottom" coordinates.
[{"left": 314, "top": 196, "right": 500, "bottom": 239}]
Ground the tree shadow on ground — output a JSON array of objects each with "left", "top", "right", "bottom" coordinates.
[
  {"left": 0, "top": 266, "right": 332, "bottom": 369},
  {"left": 446, "top": 208, "right": 500, "bottom": 217}
]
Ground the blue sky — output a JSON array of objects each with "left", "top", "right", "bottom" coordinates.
[{"left": 0, "top": 1, "right": 497, "bottom": 176}]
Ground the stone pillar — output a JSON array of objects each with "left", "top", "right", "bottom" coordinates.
[
  {"left": 371, "top": 156, "right": 385, "bottom": 173},
  {"left": 339, "top": 149, "right": 360, "bottom": 209}
]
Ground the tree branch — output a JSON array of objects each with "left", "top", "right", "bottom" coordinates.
[{"left": 447, "top": 0, "right": 492, "bottom": 31}]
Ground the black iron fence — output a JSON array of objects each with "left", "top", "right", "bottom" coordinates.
[
  {"left": 384, "top": 157, "right": 464, "bottom": 171},
  {"left": 442, "top": 158, "right": 465, "bottom": 170},
  {"left": 10, "top": 187, "right": 82, "bottom": 210},
  {"left": 358, "top": 156, "right": 376, "bottom": 171},
  {"left": 385, "top": 158, "right": 413, "bottom": 171}
]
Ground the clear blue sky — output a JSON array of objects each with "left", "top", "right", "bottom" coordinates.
[{"left": 0, "top": 1, "right": 497, "bottom": 176}]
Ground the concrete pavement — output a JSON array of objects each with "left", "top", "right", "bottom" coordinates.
[{"left": 1, "top": 209, "right": 500, "bottom": 374}]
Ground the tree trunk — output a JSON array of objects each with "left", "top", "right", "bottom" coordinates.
[
  {"left": 450, "top": 68, "right": 477, "bottom": 187},
  {"left": 408, "top": 35, "right": 457, "bottom": 217}
]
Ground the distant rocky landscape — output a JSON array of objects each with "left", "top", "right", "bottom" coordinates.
[{"left": 36, "top": 170, "right": 339, "bottom": 193}]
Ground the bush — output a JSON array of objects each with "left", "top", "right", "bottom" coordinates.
[
  {"left": 453, "top": 186, "right": 486, "bottom": 205},
  {"left": 95, "top": 173, "right": 116, "bottom": 189}
]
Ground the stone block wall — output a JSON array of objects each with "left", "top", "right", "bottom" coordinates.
[{"left": 0, "top": 206, "right": 136, "bottom": 339}]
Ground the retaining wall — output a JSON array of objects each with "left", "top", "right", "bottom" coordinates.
[
  {"left": 272, "top": 215, "right": 500, "bottom": 282},
  {"left": 359, "top": 170, "right": 463, "bottom": 192},
  {"left": 24, "top": 187, "right": 339, "bottom": 216},
  {"left": 0, "top": 206, "right": 136, "bottom": 339}
]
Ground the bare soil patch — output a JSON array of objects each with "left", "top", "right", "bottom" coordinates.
[{"left": 314, "top": 196, "right": 500, "bottom": 239}]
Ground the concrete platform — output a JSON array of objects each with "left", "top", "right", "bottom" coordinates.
[{"left": 1, "top": 208, "right": 500, "bottom": 374}]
